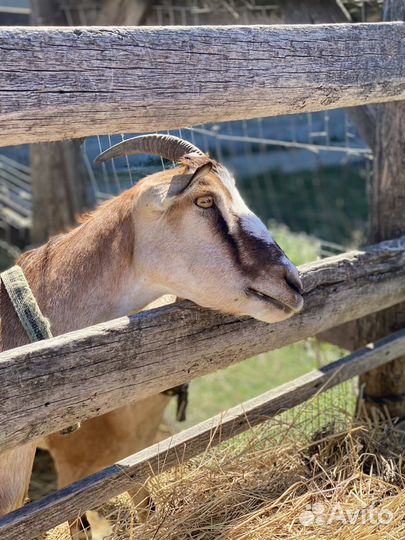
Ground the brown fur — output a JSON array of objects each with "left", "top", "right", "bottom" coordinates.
[{"left": 17, "top": 190, "right": 136, "bottom": 336}]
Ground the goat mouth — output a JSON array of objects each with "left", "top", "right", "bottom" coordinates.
[{"left": 246, "top": 288, "right": 293, "bottom": 314}]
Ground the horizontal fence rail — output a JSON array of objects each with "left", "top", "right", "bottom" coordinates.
[
  {"left": 1, "top": 329, "right": 404, "bottom": 539},
  {"left": 1, "top": 22, "right": 405, "bottom": 147},
  {"left": 0, "top": 237, "right": 404, "bottom": 453}
]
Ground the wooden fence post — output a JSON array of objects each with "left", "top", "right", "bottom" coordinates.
[
  {"left": 357, "top": 0, "right": 405, "bottom": 416},
  {"left": 320, "top": 0, "right": 405, "bottom": 419},
  {"left": 29, "top": 0, "right": 95, "bottom": 245},
  {"left": 96, "top": 0, "right": 150, "bottom": 25}
]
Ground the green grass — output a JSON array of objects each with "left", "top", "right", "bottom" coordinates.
[
  {"left": 172, "top": 340, "right": 346, "bottom": 428},
  {"left": 167, "top": 223, "right": 350, "bottom": 429}
]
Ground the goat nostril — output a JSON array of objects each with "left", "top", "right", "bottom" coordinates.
[{"left": 285, "top": 268, "right": 303, "bottom": 295}]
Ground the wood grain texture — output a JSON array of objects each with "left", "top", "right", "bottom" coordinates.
[
  {"left": 0, "top": 329, "right": 404, "bottom": 539},
  {"left": 1, "top": 23, "right": 405, "bottom": 146},
  {"left": 0, "top": 237, "right": 404, "bottom": 453}
]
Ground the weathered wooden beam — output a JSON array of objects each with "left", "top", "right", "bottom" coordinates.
[
  {"left": 0, "top": 237, "right": 404, "bottom": 453},
  {"left": 356, "top": 80, "right": 405, "bottom": 416},
  {"left": 1, "top": 329, "right": 404, "bottom": 539},
  {"left": 1, "top": 22, "right": 405, "bottom": 147}
]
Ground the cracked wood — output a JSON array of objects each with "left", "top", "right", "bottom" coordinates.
[
  {"left": 1, "top": 23, "right": 405, "bottom": 146},
  {"left": 0, "top": 329, "right": 404, "bottom": 539}
]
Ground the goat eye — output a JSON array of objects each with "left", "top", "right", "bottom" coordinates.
[{"left": 195, "top": 195, "right": 214, "bottom": 209}]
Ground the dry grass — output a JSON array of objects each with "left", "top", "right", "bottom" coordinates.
[{"left": 47, "top": 408, "right": 405, "bottom": 540}]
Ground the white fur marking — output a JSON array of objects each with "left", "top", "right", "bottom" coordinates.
[
  {"left": 220, "top": 167, "right": 275, "bottom": 246},
  {"left": 240, "top": 213, "right": 274, "bottom": 245}
]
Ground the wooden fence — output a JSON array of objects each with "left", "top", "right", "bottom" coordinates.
[
  {"left": 1, "top": 23, "right": 405, "bottom": 146},
  {"left": 0, "top": 19, "right": 404, "bottom": 539},
  {"left": 2, "top": 328, "right": 405, "bottom": 538}
]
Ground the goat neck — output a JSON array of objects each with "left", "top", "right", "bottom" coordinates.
[{"left": 1, "top": 186, "right": 163, "bottom": 351}]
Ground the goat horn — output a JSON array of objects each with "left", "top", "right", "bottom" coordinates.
[{"left": 94, "top": 134, "right": 204, "bottom": 165}]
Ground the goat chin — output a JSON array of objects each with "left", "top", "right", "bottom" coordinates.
[
  {"left": 242, "top": 303, "right": 299, "bottom": 324},
  {"left": 248, "top": 311, "right": 296, "bottom": 325}
]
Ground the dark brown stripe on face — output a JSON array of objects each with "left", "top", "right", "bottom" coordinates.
[
  {"left": 209, "top": 209, "right": 285, "bottom": 279},
  {"left": 210, "top": 206, "right": 242, "bottom": 267},
  {"left": 234, "top": 216, "right": 286, "bottom": 278}
]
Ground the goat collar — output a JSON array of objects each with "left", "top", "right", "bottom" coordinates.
[{"left": 1, "top": 265, "right": 51, "bottom": 342}]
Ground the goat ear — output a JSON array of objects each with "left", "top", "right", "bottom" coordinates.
[
  {"left": 178, "top": 162, "right": 213, "bottom": 195},
  {"left": 165, "top": 162, "right": 213, "bottom": 199},
  {"left": 140, "top": 163, "right": 213, "bottom": 212}
]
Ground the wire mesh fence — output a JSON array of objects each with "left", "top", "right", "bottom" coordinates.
[
  {"left": 0, "top": 109, "right": 373, "bottom": 266},
  {"left": 85, "top": 111, "right": 371, "bottom": 247},
  {"left": 54, "top": 0, "right": 385, "bottom": 25}
]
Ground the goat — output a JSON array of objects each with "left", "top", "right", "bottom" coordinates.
[{"left": 0, "top": 135, "right": 303, "bottom": 535}]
